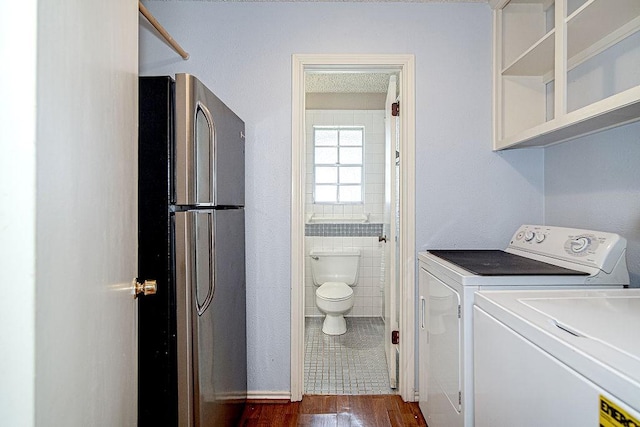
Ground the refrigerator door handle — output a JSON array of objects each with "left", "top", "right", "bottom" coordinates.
[
  {"left": 193, "top": 212, "right": 214, "bottom": 316},
  {"left": 176, "top": 75, "right": 217, "bottom": 206}
]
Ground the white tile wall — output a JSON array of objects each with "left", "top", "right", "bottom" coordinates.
[{"left": 304, "top": 110, "right": 386, "bottom": 317}]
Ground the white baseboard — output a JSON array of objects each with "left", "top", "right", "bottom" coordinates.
[{"left": 247, "top": 391, "right": 292, "bottom": 401}]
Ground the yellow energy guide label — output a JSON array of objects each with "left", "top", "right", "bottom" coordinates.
[{"left": 600, "top": 395, "right": 639, "bottom": 427}]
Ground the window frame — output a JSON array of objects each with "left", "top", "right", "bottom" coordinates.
[{"left": 312, "top": 125, "right": 365, "bottom": 204}]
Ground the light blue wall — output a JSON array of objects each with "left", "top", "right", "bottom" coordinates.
[
  {"left": 544, "top": 122, "right": 640, "bottom": 286},
  {"left": 139, "top": 1, "right": 544, "bottom": 393}
]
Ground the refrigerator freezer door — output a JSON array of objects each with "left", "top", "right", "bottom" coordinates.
[
  {"left": 175, "top": 73, "right": 245, "bottom": 207},
  {"left": 175, "top": 209, "right": 246, "bottom": 427}
]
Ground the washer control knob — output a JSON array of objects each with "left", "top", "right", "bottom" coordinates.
[
  {"left": 535, "top": 233, "right": 546, "bottom": 243},
  {"left": 570, "top": 237, "right": 590, "bottom": 253},
  {"left": 524, "top": 231, "right": 535, "bottom": 242}
]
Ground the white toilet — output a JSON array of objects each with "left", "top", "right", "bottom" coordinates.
[{"left": 309, "top": 249, "right": 360, "bottom": 335}]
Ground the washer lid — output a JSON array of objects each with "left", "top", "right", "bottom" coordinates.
[
  {"left": 475, "top": 289, "right": 640, "bottom": 411},
  {"left": 316, "top": 282, "right": 353, "bottom": 301},
  {"left": 520, "top": 295, "right": 640, "bottom": 359}
]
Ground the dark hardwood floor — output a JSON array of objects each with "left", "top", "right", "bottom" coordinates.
[{"left": 238, "top": 395, "right": 427, "bottom": 426}]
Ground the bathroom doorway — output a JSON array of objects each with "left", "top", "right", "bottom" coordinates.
[{"left": 290, "top": 54, "right": 416, "bottom": 402}]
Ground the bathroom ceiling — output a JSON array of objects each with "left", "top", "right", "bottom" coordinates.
[
  {"left": 306, "top": 73, "right": 396, "bottom": 93},
  {"left": 148, "top": 0, "right": 485, "bottom": 2}
]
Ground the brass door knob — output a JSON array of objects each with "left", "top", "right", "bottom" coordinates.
[{"left": 133, "top": 279, "right": 157, "bottom": 298}]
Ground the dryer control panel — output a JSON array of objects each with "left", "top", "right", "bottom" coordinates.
[{"left": 508, "top": 225, "right": 627, "bottom": 274}]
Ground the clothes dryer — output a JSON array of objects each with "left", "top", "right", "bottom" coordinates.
[{"left": 417, "top": 225, "right": 629, "bottom": 427}]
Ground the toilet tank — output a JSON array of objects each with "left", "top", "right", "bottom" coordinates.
[{"left": 309, "top": 249, "right": 360, "bottom": 286}]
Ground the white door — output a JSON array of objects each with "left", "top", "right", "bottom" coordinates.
[
  {"left": 32, "top": 0, "right": 139, "bottom": 424},
  {"left": 384, "top": 75, "right": 400, "bottom": 389}
]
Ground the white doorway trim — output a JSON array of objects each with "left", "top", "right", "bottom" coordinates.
[{"left": 290, "top": 54, "right": 416, "bottom": 402}]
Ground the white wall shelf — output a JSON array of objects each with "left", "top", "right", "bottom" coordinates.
[
  {"left": 502, "top": 29, "right": 555, "bottom": 76},
  {"left": 497, "top": 86, "right": 640, "bottom": 149},
  {"left": 492, "top": 0, "right": 640, "bottom": 150},
  {"left": 567, "top": 0, "right": 640, "bottom": 59}
]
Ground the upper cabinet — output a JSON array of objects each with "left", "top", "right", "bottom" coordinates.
[{"left": 490, "top": 0, "right": 640, "bottom": 150}]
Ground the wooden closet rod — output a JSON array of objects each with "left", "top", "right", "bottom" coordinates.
[{"left": 139, "top": 1, "right": 189, "bottom": 60}]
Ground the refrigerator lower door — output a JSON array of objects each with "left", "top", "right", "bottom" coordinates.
[{"left": 175, "top": 209, "right": 246, "bottom": 427}]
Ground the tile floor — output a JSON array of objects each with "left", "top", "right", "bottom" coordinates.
[{"left": 304, "top": 317, "right": 396, "bottom": 395}]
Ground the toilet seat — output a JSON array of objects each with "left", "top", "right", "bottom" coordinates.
[{"left": 316, "top": 282, "right": 353, "bottom": 302}]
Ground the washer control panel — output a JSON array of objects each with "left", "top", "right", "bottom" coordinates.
[
  {"left": 565, "top": 234, "right": 599, "bottom": 256},
  {"left": 520, "top": 229, "right": 548, "bottom": 244},
  {"left": 509, "top": 225, "right": 626, "bottom": 272}
]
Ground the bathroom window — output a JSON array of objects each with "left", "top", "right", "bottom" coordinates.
[{"left": 313, "top": 126, "right": 364, "bottom": 204}]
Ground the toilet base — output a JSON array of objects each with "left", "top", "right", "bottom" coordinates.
[{"left": 322, "top": 313, "right": 347, "bottom": 335}]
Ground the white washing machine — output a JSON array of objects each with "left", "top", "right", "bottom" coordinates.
[
  {"left": 417, "top": 225, "right": 630, "bottom": 427},
  {"left": 474, "top": 288, "right": 640, "bottom": 427}
]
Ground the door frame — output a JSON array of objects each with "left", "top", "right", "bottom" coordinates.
[{"left": 290, "top": 54, "right": 416, "bottom": 402}]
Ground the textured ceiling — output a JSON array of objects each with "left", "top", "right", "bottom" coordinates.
[
  {"left": 148, "top": 0, "right": 486, "bottom": 2},
  {"left": 306, "top": 73, "right": 396, "bottom": 93}
]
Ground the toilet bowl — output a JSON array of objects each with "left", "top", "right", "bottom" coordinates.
[{"left": 309, "top": 250, "right": 360, "bottom": 335}]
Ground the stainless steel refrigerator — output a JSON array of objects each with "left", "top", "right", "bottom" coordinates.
[{"left": 138, "top": 73, "right": 246, "bottom": 426}]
